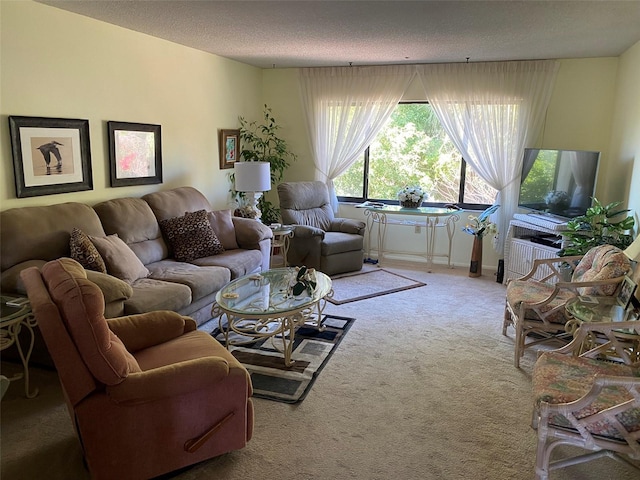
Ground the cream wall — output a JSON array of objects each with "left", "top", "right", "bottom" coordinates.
[
  {"left": 607, "top": 40, "right": 640, "bottom": 231},
  {"left": 1, "top": 1, "right": 263, "bottom": 211}
]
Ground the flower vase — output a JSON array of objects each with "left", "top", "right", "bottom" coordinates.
[{"left": 469, "top": 235, "right": 482, "bottom": 278}]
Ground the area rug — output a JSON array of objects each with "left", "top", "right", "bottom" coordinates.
[
  {"left": 327, "top": 268, "right": 426, "bottom": 305},
  {"left": 212, "top": 315, "right": 354, "bottom": 404}
]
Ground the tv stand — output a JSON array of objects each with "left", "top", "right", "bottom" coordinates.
[{"left": 503, "top": 219, "right": 566, "bottom": 284}]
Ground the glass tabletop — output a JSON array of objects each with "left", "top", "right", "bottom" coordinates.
[
  {"left": 364, "top": 205, "right": 456, "bottom": 216},
  {"left": 215, "top": 267, "right": 332, "bottom": 316},
  {"left": 566, "top": 296, "right": 632, "bottom": 323}
]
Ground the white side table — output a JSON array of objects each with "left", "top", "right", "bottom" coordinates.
[
  {"left": 1, "top": 296, "right": 38, "bottom": 398},
  {"left": 269, "top": 226, "right": 294, "bottom": 268}
]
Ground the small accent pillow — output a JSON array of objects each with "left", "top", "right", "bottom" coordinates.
[
  {"left": 159, "top": 209, "right": 225, "bottom": 262},
  {"left": 89, "top": 234, "right": 150, "bottom": 284},
  {"left": 208, "top": 209, "right": 239, "bottom": 250},
  {"left": 70, "top": 228, "right": 107, "bottom": 274}
]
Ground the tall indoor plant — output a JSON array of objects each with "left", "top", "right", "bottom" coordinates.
[{"left": 231, "top": 105, "right": 297, "bottom": 225}]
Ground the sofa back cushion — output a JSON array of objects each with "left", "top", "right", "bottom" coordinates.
[
  {"left": 1, "top": 202, "right": 105, "bottom": 272},
  {"left": 143, "top": 186, "right": 212, "bottom": 222},
  {"left": 42, "top": 258, "right": 141, "bottom": 385},
  {"left": 94, "top": 197, "right": 168, "bottom": 265}
]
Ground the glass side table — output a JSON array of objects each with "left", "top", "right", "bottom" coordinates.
[
  {"left": 565, "top": 295, "right": 640, "bottom": 361},
  {"left": 269, "top": 225, "right": 294, "bottom": 268},
  {"left": 1, "top": 295, "right": 39, "bottom": 398}
]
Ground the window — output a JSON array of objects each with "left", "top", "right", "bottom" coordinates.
[{"left": 334, "top": 103, "right": 497, "bottom": 208}]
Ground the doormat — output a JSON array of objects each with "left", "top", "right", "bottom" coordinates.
[
  {"left": 327, "top": 268, "right": 426, "bottom": 305},
  {"left": 211, "top": 315, "right": 354, "bottom": 404}
]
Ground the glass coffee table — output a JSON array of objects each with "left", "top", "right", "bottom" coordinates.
[{"left": 212, "top": 268, "right": 333, "bottom": 366}]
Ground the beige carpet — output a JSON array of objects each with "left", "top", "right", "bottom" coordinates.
[
  {"left": 2, "top": 264, "right": 639, "bottom": 480},
  {"left": 327, "top": 268, "right": 426, "bottom": 304}
]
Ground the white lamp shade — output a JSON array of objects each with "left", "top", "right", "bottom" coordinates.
[{"left": 234, "top": 161, "right": 271, "bottom": 192}]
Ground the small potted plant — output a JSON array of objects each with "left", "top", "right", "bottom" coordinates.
[{"left": 397, "top": 185, "right": 426, "bottom": 208}]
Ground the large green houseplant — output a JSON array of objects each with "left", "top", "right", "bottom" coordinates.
[
  {"left": 231, "top": 105, "right": 297, "bottom": 225},
  {"left": 558, "top": 198, "right": 635, "bottom": 257}
]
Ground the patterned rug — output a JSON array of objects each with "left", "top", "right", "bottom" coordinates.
[
  {"left": 212, "top": 315, "right": 354, "bottom": 404},
  {"left": 327, "top": 268, "right": 426, "bottom": 305}
]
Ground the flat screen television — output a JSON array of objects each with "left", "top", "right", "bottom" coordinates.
[{"left": 518, "top": 148, "right": 600, "bottom": 219}]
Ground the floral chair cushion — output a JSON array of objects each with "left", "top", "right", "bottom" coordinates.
[
  {"left": 572, "top": 245, "right": 631, "bottom": 296},
  {"left": 506, "top": 280, "right": 575, "bottom": 324},
  {"left": 533, "top": 351, "right": 640, "bottom": 441}
]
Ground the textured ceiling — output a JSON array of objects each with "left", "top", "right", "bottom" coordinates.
[{"left": 38, "top": 0, "right": 640, "bottom": 68}]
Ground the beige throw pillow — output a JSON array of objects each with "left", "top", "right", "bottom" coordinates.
[
  {"left": 70, "top": 227, "right": 107, "bottom": 273},
  {"left": 89, "top": 234, "right": 149, "bottom": 284},
  {"left": 208, "top": 210, "right": 239, "bottom": 250}
]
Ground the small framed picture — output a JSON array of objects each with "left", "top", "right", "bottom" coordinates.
[
  {"left": 108, "top": 121, "right": 162, "bottom": 187},
  {"left": 616, "top": 275, "right": 637, "bottom": 309},
  {"left": 8, "top": 116, "right": 93, "bottom": 198},
  {"left": 219, "top": 129, "right": 240, "bottom": 169}
]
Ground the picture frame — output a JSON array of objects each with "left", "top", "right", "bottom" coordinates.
[
  {"left": 108, "top": 121, "right": 162, "bottom": 187},
  {"left": 616, "top": 275, "right": 637, "bottom": 309},
  {"left": 219, "top": 129, "right": 240, "bottom": 169},
  {"left": 8, "top": 116, "right": 93, "bottom": 198}
]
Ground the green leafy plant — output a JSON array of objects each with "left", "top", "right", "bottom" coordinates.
[
  {"left": 558, "top": 198, "right": 635, "bottom": 256},
  {"left": 230, "top": 105, "right": 297, "bottom": 225}
]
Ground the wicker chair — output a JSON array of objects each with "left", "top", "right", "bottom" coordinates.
[
  {"left": 532, "top": 320, "right": 640, "bottom": 479},
  {"left": 503, "top": 244, "right": 631, "bottom": 368}
]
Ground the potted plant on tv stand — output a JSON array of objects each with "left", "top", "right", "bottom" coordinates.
[{"left": 557, "top": 198, "right": 635, "bottom": 257}]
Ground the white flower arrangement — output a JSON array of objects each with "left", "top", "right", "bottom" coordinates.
[
  {"left": 462, "top": 204, "right": 500, "bottom": 239},
  {"left": 397, "top": 185, "right": 426, "bottom": 204}
]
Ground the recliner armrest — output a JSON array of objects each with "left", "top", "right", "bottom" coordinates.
[
  {"left": 292, "top": 224, "right": 325, "bottom": 238},
  {"left": 106, "top": 356, "right": 233, "bottom": 404},
  {"left": 329, "top": 218, "right": 366, "bottom": 235},
  {"left": 107, "top": 311, "right": 196, "bottom": 352}
]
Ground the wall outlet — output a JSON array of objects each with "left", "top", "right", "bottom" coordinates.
[{"left": 414, "top": 225, "right": 421, "bottom": 234}]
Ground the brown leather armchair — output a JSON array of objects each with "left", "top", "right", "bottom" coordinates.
[
  {"left": 277, "top": 181, "right": 365, "bottom": 275},
  {"left": 21, "top": 258, "right": 253, "bottom": 480}
]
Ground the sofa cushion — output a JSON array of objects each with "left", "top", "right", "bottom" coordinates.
[
  {"left": 159, "top": 210, "right": 224, "bottom": 262},
  {"left": 208, "top": 210, "right": 239, "bottom": 250},
  {"left": 145, "top": 260, "right": 230, "bottom": 300},
  {"left": 90, "top": 234, "right": 150, "bottom": 284},
  {"left": 70, "top": 228, "right": 107, "bottom": 274},
  {"left": 191, "top": 249, "right": 263, "bottom": 279},
  {"left": 124, "top": 278, "right": 192, "bottom": 315},
  {"left": 321, "top": 231, "right": 364, "bottom": 256}
]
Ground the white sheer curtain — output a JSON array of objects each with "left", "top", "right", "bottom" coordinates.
[
  {"left": 416, "top": 60, "right": 559, "bottom": 255},
  {"left": 299, "top": 65, "right": 415, "bottom": 211}
]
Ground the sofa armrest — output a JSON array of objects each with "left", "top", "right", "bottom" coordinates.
[
  {"left": 86, "top": 270, "right": 133, "bottom": 302},
  {"left": 232, "top": 216, "right": 273, "bottom": 248},
  {"left": 107, "top": 311, "right": 196, "bottom": 352},
  {"left": 106, "top": 356, "right": 233, "bottom": 404},
  {"left": 329, "top": 218, "right": 366, "bottom": 235}
]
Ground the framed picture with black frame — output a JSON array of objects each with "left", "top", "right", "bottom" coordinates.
[
  {"left": 616, "top": 275, "right": 637, "bottom": 309},
  {"left": 108, "top": 121, "right": 162, "bottom": 187},
  {"left": 8, "top": 116, "right": 93, "bottom": 198}
]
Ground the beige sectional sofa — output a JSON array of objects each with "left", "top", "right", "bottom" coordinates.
[{"left": 1, "top": 186, "right": 272, "bottom": 363}]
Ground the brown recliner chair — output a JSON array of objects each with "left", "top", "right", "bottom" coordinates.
[
  {"left": 277, "top": 181, "right": 366, "bottom": 276},
  {"left": 20, "top": 258, "right": 253, "bottom": 480}
]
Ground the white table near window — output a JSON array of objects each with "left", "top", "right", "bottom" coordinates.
[{"left": 363, "top": 205, "right": 459, "bottom": 272}]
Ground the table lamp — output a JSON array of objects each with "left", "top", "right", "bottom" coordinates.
[{"left": 234, "top": 161, "right": 271, "bottom": 221}]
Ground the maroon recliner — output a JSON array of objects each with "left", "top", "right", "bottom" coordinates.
[{"left": 21, "top": 258, "right": 253, "bottom": 480}]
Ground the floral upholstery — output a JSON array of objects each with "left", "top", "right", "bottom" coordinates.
[
  {"left": 533, "top": 351, "right": 640, "bottom": 441},
  {"left": 572, "top": 245, "right": 631, "bottom": 296},
  {"left": 506, "top": 280, "right": 574, "bottom": 324}
]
